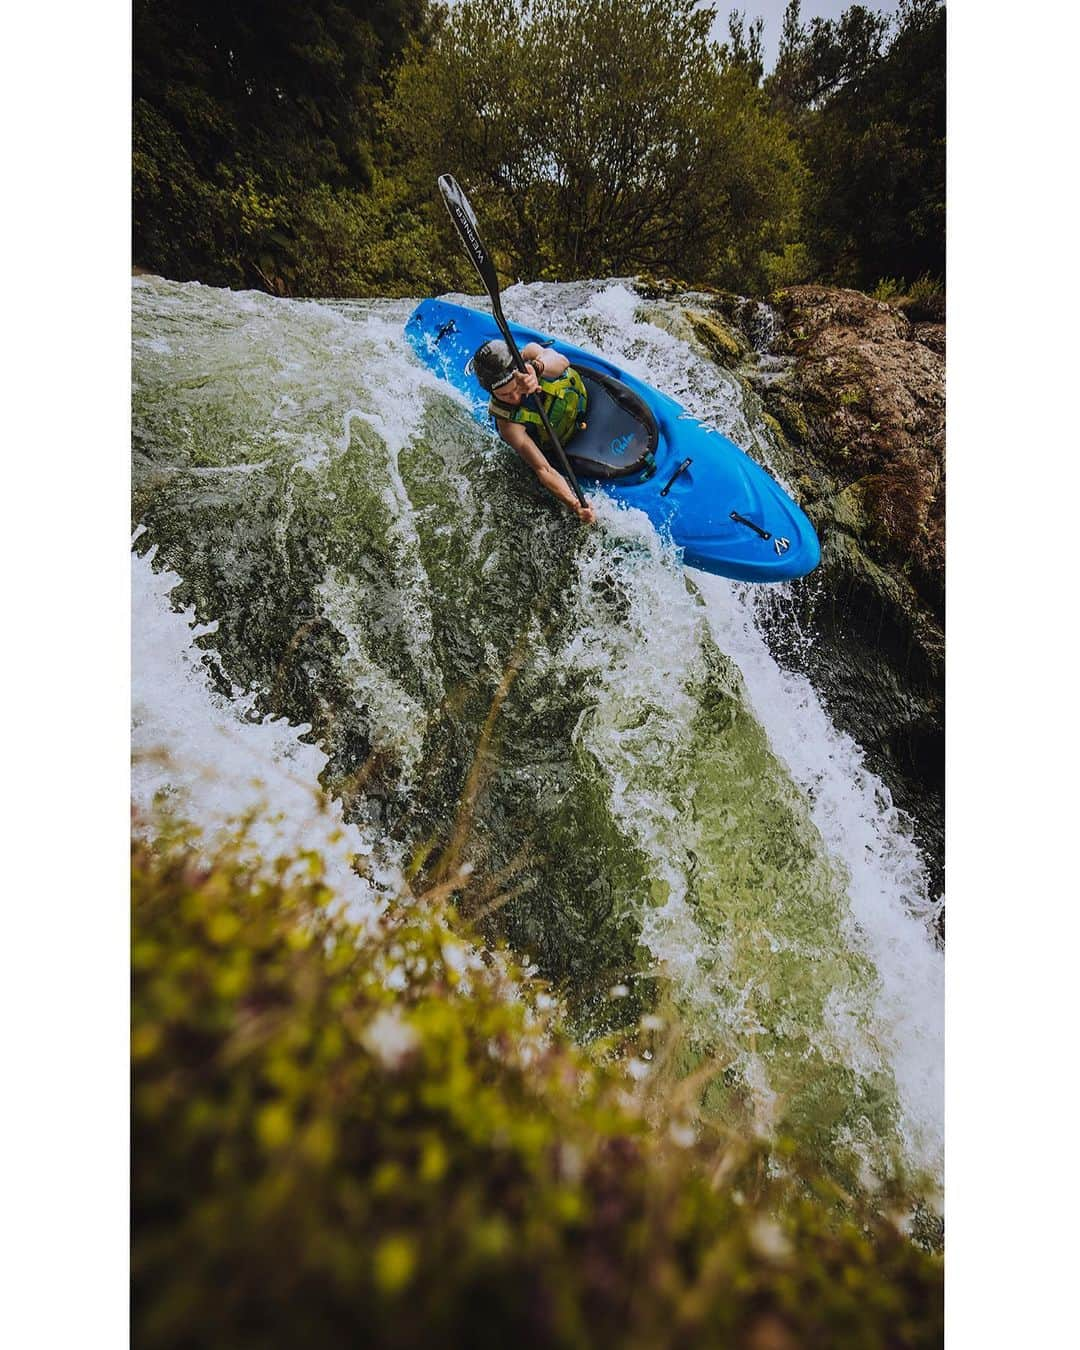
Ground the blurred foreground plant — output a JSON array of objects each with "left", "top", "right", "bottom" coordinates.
[{"left": 133, "top": 829, "right": 942, "bottom": 1349}]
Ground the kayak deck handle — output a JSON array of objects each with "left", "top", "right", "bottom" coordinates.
[
  {"left": 730, "top": 510, "right": 771, "bottom": 541},
  {"left": 660, "top": 458, "right": 693, "bottom": 497},
  {"left": 434, "top": 319, "right": 458, "bottom": 345}
]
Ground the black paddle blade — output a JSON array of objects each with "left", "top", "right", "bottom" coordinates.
[{"left": 438, "top": 175, "right": 500, "bottom": 300}]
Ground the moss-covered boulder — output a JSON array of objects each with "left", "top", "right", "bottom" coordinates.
[
  {"left": 686, "top": 309, "right": 749, "bottom": 368},
  {"left": 133, "top": 831, "right": 943, "bottom": 1349}
]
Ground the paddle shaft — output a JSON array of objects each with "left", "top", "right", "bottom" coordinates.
[{"left": 437, "top": 175, "right": 588, "bottom": 509}]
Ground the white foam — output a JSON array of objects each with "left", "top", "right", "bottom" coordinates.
[
  {"left": 696, "top": 570, "right": 944, "bottom": 1178},
  {"left": 131, "top": 545, "right": 390, "bottom": 925}
]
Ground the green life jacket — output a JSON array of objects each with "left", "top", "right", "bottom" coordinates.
[{"left": 489, "top": 367, "right": 588, "bottom": 452}]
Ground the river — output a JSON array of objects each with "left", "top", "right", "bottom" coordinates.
[{"left": 131, "top": 274, "right": 943, "bottom": 1202}]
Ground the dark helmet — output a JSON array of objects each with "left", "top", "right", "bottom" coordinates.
[{"left": 472, "top": 339, "right": 517, "bottom": 393}]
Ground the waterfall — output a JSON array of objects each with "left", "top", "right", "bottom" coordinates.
[{"left": 132, "top": 275, "right": 943, "bottom": 1191}]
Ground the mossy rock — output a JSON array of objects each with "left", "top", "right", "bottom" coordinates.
[
  {"left": 634, "top": 272, "right": 692, "bottom": 300},
  {"left": 686, "top": 309, "right": 748, "bottom": 368},
  {"left": 814, "top": 481, "right": 869, "bottom": 537},
  {"left": 636, "top": 304, "right": 699, "bottom": 345},
  {"left": 768, "top": 391, "right": 811, "bottom": 445}
]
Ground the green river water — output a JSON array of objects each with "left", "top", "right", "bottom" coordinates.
[{"left": 131, "top": 275, "right": 943, "bottom": 1203}]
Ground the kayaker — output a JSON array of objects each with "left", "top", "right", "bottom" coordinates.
[{"left": 472, "top": 339, "right": 597, "bottom": 525}]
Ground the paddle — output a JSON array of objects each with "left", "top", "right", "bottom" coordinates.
[{"left": 437, "top": 174, "right": 588, "bottom": 509}]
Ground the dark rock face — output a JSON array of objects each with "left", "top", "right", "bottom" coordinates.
[{"left": 703, "top": 286, "right": 946, "bottom": 901}]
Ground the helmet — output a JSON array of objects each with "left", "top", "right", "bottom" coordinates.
[{"left": 472, "top": 339, "right": 517, "bottom": 392}]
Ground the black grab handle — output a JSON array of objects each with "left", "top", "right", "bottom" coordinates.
[
  {"left": 730, "top": 510, "right": 771, "bottom": 541},
  {"left": 660, "top": 458, "right": 693, "bottom": 497}
]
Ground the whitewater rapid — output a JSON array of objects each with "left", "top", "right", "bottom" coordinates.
[
  {"left": 505, "top": 280, "right": 942, "bottom": 1177},
  {"left": 131, "top": 275, "right": 943, "bottom": 1187}
]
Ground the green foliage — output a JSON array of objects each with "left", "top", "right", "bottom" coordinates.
[
  {"left": 133, "top": 829, "right": 943, "bottom": 1348},
  {"left": 903, "top": 272, "right": 945, "bottom": 308},
  {"left": 133, "top": 0, "right": 432, "bottom": 291},
  {"left": 761, "top": 241, "right": 814, "bottom": 290},
  {"left": 769, "top": 1, "right": 892, "bottom": 114},
  {"left": 132, "top": 0, "right": 944, "bottom": 301},
  {"left": 767, "top": 1, "right": 946, "bottom": 289},
  {"left": 385, "top": 0, "right": 805, "bottom": 291},
  {"left": 723, "top": 9, "right": 766, "bottom": 85},
  {"left": 288, "top": 175, "right": 472, "bottom": 297},
  {"left": 871, "top": 277, "right": 903, "bottom": 301},
  {"left": 871, "top": 273, "right": 944, "bottom": 320}
]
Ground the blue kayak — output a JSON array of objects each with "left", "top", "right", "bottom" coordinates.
[{"left": 405, "top": 298, "right": 820, "bottom": 583}]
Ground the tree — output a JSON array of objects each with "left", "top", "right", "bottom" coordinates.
[
  {"left": 766, "top": 0, "right": 945, "bottom": 288},
  {"left": 724, "top": 9, "right": 765, "bottom": 86},
  {"left": 767, "top": 1, "right": 892, "bottom": 113},
  {"left": 386, "top": 0, "right": 804, "bottom": 290},
  {"left": 133, "top": 0, "right": 430, "bottom": 287}
]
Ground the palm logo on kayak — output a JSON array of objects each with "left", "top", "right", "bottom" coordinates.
[{"left": 609, "top": 433, "right": 633, "bottom": 456}]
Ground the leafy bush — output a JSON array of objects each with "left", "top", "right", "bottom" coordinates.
[
  {"left": 289, "top": 176, "right": 472, "bottom": 297},
  {"left": 761, "top": 242, "right": 814, "bottom": 290},
  {"left": 133, "top": 829, "right": 943, "bottom": 1348},
  {"left": 872, "top": 277, "right": 903, "bottom": 302}
]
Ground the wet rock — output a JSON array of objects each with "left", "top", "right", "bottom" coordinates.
[
  {"left": 775, "top": 286, "right": 944, "bottom": 896},
  {"left": 910, "top": 322, "right": 945, "bottom": 357},
  {"left": 633, "top": 302, "right": 700, "bottom": 346},
  {"left": 685, "top": 309, "right": 749, "bottom": 367}
]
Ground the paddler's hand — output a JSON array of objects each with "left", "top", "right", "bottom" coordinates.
[
  {"left": 575, "top": 501, "right": 597, "bottom": 525},
  {"left": 499, "top": 366, "right": 540, "bottom": 400}
]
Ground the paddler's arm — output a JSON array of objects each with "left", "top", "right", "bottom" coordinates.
[
  {"left": 520, "top": 342, "right": 570, "bottom": 379},
  {"left": 496, "top": 418, "right": 596, "bottom": 524}
]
